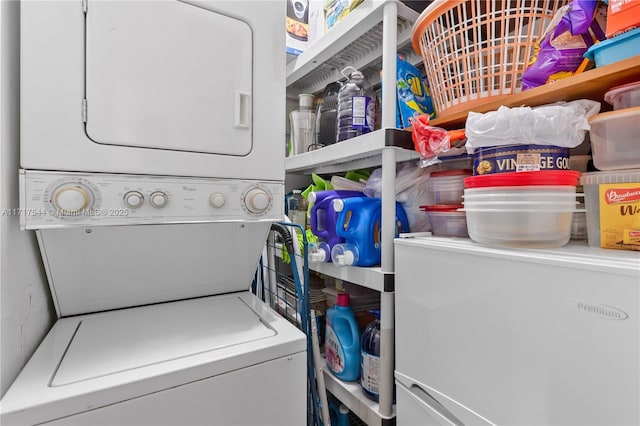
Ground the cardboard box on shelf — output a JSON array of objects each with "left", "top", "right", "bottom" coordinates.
[
  {"left": 606, "top": 0, "right": 640, "bottom": 38},
  {"left": 324, "top": 0, "right": 364, "bottom": 32},
  {"left": 286, "top": 0, "right": 310, "bottom": 55}
]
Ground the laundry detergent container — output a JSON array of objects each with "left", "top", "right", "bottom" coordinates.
[{"left": 462, "top": 171, "right": 582, "bottom": 248}]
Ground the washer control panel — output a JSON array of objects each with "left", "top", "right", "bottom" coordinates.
[{"left": 20, "top": 170, "right": 283, "bottom": 229}]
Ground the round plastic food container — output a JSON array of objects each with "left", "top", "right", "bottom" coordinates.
[
  {"left": 588, "top": 107, "right": 640, "bottom": 171},
  {"left": 428, "top": 169, "right": 472, "bottom": 204},
  {"left": 604, "top": 81, "right": 640, "bottom": 110},
  {"left": 420, "top": 204, "right": 468, "bottom": 237},
  {"left": 462, "top": 170, "right": 581, "bottom": 248}
]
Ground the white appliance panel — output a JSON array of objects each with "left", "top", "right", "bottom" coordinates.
[
  {"left": 395, "top": 238, "right": 640, "bottom": 426},
  {"left": 20, "top": 0, "right": 284, "bottom": 180},
  {"left": 38, "top": 222, "right": 269, "bottom": 316},
  {"left": 20, "top": 171, "right": 283, "bottom": 229},
  {"left": 41, "top": 353, "right": 307, "bottom": 426},
  {"left": 86, "top": 1, "right": 252, "bottom": 155},
  {"left": 52, "top": 296, "right": 274, "bottom": 386},
  {"left": 395, "top": 378, "right": 461, "bottom": 426},
  {"left": 0, "top": 293, "right": 306, "bottom": 426}
]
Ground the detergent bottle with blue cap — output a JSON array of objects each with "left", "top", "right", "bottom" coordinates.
[
  {"left": 325, "top": 293, "right": 361, "bottom": 382},
  {"left": 308, "top": 190, "right": 363, "bottom": 263},
  {"left": 330, "top": 197, "right": 409, "bottom": 267}
]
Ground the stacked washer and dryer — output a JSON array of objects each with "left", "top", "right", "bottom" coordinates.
[{"left": 1, "top": 1, "right": 306, "bottom": 425}]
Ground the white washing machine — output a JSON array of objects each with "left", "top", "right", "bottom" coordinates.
[{"left": 1, "top": 2, "right": 305, "bottom": 424}]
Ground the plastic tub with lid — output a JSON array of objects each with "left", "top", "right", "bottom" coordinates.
[
  {"left": 420, "top": 205, "right": 468, "bottom": 237},
  {"left": 604, "top": 81, "right": 640, "bottom": 110},
  {"left": 579, "top": 169, "right": 640, "bottom": 248},
  {"left": 588, "top": 107, "right": 640, "bottom": 171},
  {"left": 462, "top": 171, "right": 581, "bottom": 248},
  {"left": 428, "top": 169, "right": 472, "bottom": 204}
]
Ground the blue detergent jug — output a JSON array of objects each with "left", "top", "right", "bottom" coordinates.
[
  {"left": 329, "top": 401, "right": 351, "bottom": 426},
  {"left": 325, "top": 293, "right": 361, "bottom": 382},
  {"left": 330, "top": 197, "right": 409, "bottom": 267},
  {"left": 308, "top": 190, "right": 363, "bottom": 262}
]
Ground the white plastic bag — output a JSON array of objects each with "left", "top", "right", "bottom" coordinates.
[
  {"left": 465, "top": 99, "right": 600, "bottom": 153},
  {"left": 363, "top": 161, "right": 434, "bottom": 232}
]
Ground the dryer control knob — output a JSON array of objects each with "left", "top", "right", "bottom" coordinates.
[
  {"left": 149, "top": 191, "right": 169, "bottom": 208},
  {"left": 123, "top": 191, "right": 144, "bottom": 209},
  {"left": 53, "top": 186, "right": 90, "bottom": 214},
  {"left": 209, "top": 193, "right": 226, "bottom": 208},
  {"left": 244, "top": 188, "right": 270, "bottom": 214}
]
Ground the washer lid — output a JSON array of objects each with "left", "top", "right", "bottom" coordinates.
[
  {"left": 85, "top": 0, "right": 253, "bottom": 155},
  {"left": 51, "top": 295, "right": 274, "bottom": 386}
]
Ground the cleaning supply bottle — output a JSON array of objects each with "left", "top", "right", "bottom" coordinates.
[
  {"left": 361, "top": 309, "right": 381, "bottom": 402},
  {"left": 325, "top": 293, "right": 361, "bottom": 382},
  {"left": 308, "top": 190, "right": 363, "bottom": 262},
  {"left": 331, "top": 197, "right": 410, "bottom": 267},
  {"left": 329, "top": 401, "right": 351, "bottom": 426},
  {"left": 288, "top": 93, "right": 316, "bottom": 156},
  {"left": 336, "top": 66, "right": 376, "bottom": 142},
  {"left": 287, "top": 189, "right": 308, "bottom": 229}
]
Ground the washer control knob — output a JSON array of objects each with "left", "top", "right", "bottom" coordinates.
[
  {"left": 209, "top": 193, "right": 226, "bottom": 208},
  {"left": 244, "top": 188, "right": 270, "bottom": 213},
  {"left": 123, "top": 191, "right": 144, "bottom": 209},
  {"left": 53, "top": 186, "right": 90, "bottom": 214},
  {"left": 149, "top": 191, "right": 169, "bottom": 208}
]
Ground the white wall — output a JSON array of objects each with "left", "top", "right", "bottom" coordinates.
[{"left": 0, "top": 0, "right": 55, "bottom": 398}]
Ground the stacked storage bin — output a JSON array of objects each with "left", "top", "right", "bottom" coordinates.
[{"left": 580, "top": 82, "right": 640, "bottom": 251}]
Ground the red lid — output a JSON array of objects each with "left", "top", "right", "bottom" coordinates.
[
  {"left": 336, "top": 293, "right": 350, "bottom": 307},
  {"left": 431, "top": 169, "right": 473, "bottom": 178},
  {"left": 464, "top": 170, "right": 580, "bottom": 188},
  {"left": 420, "top": 204, "right": 464, "bottom": 212}
]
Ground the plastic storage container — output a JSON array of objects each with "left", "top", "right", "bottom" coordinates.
[
  {"left": 583, "top": 27, "right": 640, "bottom": 67},
  {"left": 604, "top": 81, "right": 640, "bottom": 110},
  {"left": 588, "top": 107, "right": 640, "bottom": 171},
  {"left": 473, "top": 145, "right": 570, "bottom": 175},
  {"left": 579, "top": 169, "right": 640, "bottom": 249},
  {"left": 325, "top": 293, "right": 361, "bottom": 382},
  {"left": 462, "top": 171, "right": 582, "bottom": 248},
  {"left": 336, "top": 67, "right": 376, "bottom": 142},
  {"left": 361, "top": 309, "right": 381, "bottom": 402},
  {"left": 428, "top": 169, "right": 472, "bottom": 204},
  {"left": 331, "top": 197, "right": 410, "bottom": 267},
  {"left": 420, "top": 205, "right": 468, "bottom": 237},
  {"left": 308, "top": 190, "right": 363, "bottom": 262}
]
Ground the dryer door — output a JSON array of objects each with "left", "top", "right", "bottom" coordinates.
[{"left": 85, "top": 1, "right": 252, "bottom": 155}]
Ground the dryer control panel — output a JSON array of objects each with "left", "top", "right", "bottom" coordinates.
[{"left": 19, "top": 170, "right": 283, "bottom": 229}]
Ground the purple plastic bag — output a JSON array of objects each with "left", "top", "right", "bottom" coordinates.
[{"left": 521, "top": 0, "right": 606, "bottom": 91}]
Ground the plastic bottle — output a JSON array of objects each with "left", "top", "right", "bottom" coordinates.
[
  {"left": 325, "top": 293, "right": 361, "bottom": 382},
  {"left": 329, "top": 401, "right": 351, "bottom": 426},
  {"left": 331, "top": 197, "right": 410, "bottom": 267},
  {"left": 308, "top": 190, "right": 363, "bottom": 262},
  {"left": 288, "top": 93, "right": 316, "bottom": 156},
  {"left": 336, "top": 66, "right": 376, "bottom": 142},
  {"left": 287, "top": 190, "right": 308, "bottom": 229},
  {"left": 361, "top": 309, "right": 381, "bottom": 402}
]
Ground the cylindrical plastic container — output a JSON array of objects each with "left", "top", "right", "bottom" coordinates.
[
  {"left": 472, "top": 145, "right": 570, "bottom": 175},
  {"left": 336, "top": 67, "right": 376, "bottom": 142},
  {"left": 462, "top": 171, "right": 582, "bottom": 248},
  {"left": 428, "top": 169, "right": 472, "bottom": 204},
  {"left": 326, "top": 293, "right": 361, "bottom": 382},
  {"left": 331, "top": 197, "right": 410, "bottom": 267},
  {"left": 420, "top": 205, "right": 468, "bottom": 237},
  {"left": 287, "top": 190, "right": 308, "bottom": 229},
  {"left": 604, "top": 81, "right": 640, "bottom": 110},
  {"left": 361, "top": 309, "right": 381, "bottom": 401},
  {"left": 288, "top": 93, "right": 316, "bottom": 156},
  {"left": 308, "top": 190, "right": 363, "bottom": 262}
]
